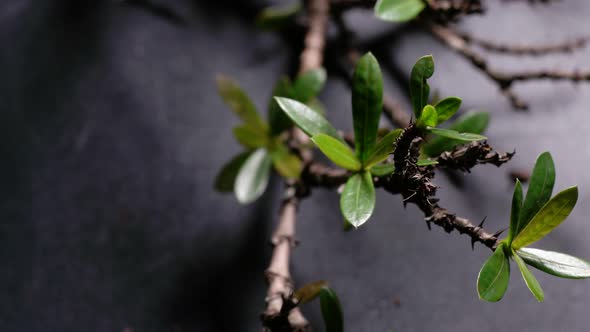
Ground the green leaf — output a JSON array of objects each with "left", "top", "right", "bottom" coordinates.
[
  {"left": 370, "top": 163, "right": 395, "bottom": 177},
  {"left": 434, "top": 96, "right": 462, "bottom": 124},
  {"left": 307, "top": 98, "right": 326, "bottom": 115},
  {"left": 427, "top": 127, "right": 487, "bottom": 141},
  {"left": 319, "top": 287, "right": 344, "bottom": 332},
  {"left": 352, "top": 52, "right": 384, "bottom": 163},
  {"left": 416, "top": 159, "right": 438, "bottom": 166},
  {"left": 216, "top": 75, "right": 267, "bottom": 132},
  {"left": 422, "top": 111, "right": 490, "bottom": 157},
  {"left": 417, "top": 105, "right": 438, "bottom": 129},
  {"left": 477, "top": 244, "right": 510, "bottom": 302},
  {"left": 311, "top": 134, "right": 361, "bottom": 171},
  {"left": 234, "top": 148, "right": 273, "bottom": 204},
  {"left": 340, "top": 171, "right": 376, "bottom": 228},
  {"left": 374, "top": 0, "right": 426, "bottom": 23},
  {"left": 233, "top": 125, "right": 268, "bottom": 148},
  {"left": 516, "top": 152, "right": 555, "bottom": 236},
  {"left": 214, "top": 151, "right": 252, "bottom": 192},
  {"left": 293, "top": 280, "right": 327, "bottom": 305},
  {"left": 275, "top": 97, "right": 342, "bottom": 140},
  {"left": 270, "top": 145, "right": 302, "bottom": 179},
  {"left": 364, "top": 129, "right": 402, "bottom": 168},
  {"left": 255, "top": 1, "right": 302, "bottom": 30},
  {"left": 507, "top": 179, "right": 524, "bottom": 244},
  {"left": 409, "top": 55, "right": 434, "bottom": 118},
  {"left": 512, "top": 249, "right": 544, "bottom": 302},
  {"left": 292, "top": 67, "right": 327, "bottom": 102},
  {"left": 517, "top": 247, "right": 590, "bottom": 279},
  {"left": 268, "top": 76, "right": 294, "bottom": 136},
  {"left": 512, "top": 186, "right": 578, "bottom": 249}
]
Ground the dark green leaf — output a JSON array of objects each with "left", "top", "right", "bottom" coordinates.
[
  {"left": 512, "top": 186, "right": 578, "bottom": 249},
  {"left": 416, "top": 159, "right": 438, "bottom": 166},
  {"left": 233, "top": 125, "right": 268, "bottom": 148},
  {"left": 512, "top": 249, "right": 544, "bottom": 302},
  {"left": 234, "top": 148, "right": 273, "bottom": 204},
  {"left": 517, "top": 247, "right": 590, "bottom": 279},
  {"left": 292, "top": 67, "right": 327, "bottom": 102},
  {"left": 409, "top": 55, "right": 434, "bottom": 118},
  {"left": 422, "top": 111, "right": 490, "bottom": 157},
  {"left": 352, "top": 52, "right": 384, "bottom": 163},
  {"left": 516, "top": 152, "right": 555, "bottom": 236},
  {"left": 507, "top": 179, "right": 523, "bottom": 244},
  {"left": 340, "top": 171, "right": 376, "bottom": 228},
  {"left": 216, "top": 75, "right": 267, "bottom": 132},
  {"left": 364, "top": 129, "right": 402, "bottom": 168},
  {"left": 311, "top": 134, "right": 361, "bottom": 171},
  {"left": 374, "top": 0, "right": 426, "bottom": 22},
  {"left": 275, "top": 97, "right": 342, "bottom": 140},
  {"left": 370, "top": 163, "right": 395, "bottom": 177},
  {"left": 427, "top": 127, "right": 487, "bottom": 141},
  {"left": 270, "top": 145, "right": 302, "bottom": 179},
  {"left": 268, "top": 76, "right": 294, "bottom": 136},
  {"left": 293, "top": 280, "right": 327, "bottom": 305},
  {"left": 417, "top": 105, "right": 438, "bottom": 129},
  {"left": 214, "top": 151, "right": 252, "bottom": 192},
  {"left": 477, "top": 244, "right": 510, "bottom": 302},
  {"left": 434, "top": 96, "right": 462, "bottom": 124},
  {"left": 319, "top": 287, "right": 344, "bottom": 332},
  {"left": 255, "top": 1, "right": 302, "bottom": 30}
]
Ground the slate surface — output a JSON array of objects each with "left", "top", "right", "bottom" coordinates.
[{"left": 1, "top": 0, "right": 589, "bottom": 331}]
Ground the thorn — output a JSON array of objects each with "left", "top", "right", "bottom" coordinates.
[
  {"left": 478, "top": 216, "right": 487, "bottom": 228},
  {"left": 425, "top": 219, "right": 432, "bottom": 230},
  {"left": 471, "top": 237, "right": 477, "bottom": 250},
  {"left": 492, "top": 227, "right": 507, "bottom": 238}
]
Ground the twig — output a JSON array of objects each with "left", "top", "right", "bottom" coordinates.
[
  {"left": 458, "top": 32, "right": 589, "bottom": 56},
  {"left": 436, "top": 141, "right": 515, "bottom": 172}
]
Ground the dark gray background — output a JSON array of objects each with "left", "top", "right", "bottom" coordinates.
[{"left": 1, "top": 0, "right": 589, "bottom": 331}]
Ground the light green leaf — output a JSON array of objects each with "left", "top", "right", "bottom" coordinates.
[
  {"left": 319, "top": 287, "right": 344, "bottom": 332},
  {"left": 268, "top": 76, "right": 294, "bottom": 136},
  {"left": 364, "top": 129, "right": 402, "bottom": 168},
  {"left": 516, "top": 152, "right": 555, "bottom": 236},
  {"left": 233, "top": 125, "right": 268, "bottom": 148},
  {"left": 517, "top": 247, "right": 590, "bottom": 279},
  {"left": 270, "top": 145, "right": 302, "bottom": 179},
  {"left": 214, "top": 151, "right": 252, "bottom": 192},
  {"left": 234, "top": 148, "right": 273, "bottom": 204},
  {"left": 512, "top": 249, "right": 544, "bottom": 302},
  {"left": 374, "top": 0, "right": 426, "bottom": 23},
  {"left": 292, "top": 67, "right": 327, "bottom": 102},
  {"left": 435, "top": 96, "right": 462, "bottom": 124},
  {"left": 293, "top": 280, "right": 327, "bottom": 305},
  {"left": 255, "top": 1, "right": 302, "bottom": 30},
  {"left": 311, "top": 134, "right": 361, "bottom": 171},
  {"left": 307, "top": 98, "right": 326, "bottom": 115},
  {"left": 409, "top": 55, "right": 434, "bottom": 118},
  {"left": 340, "top": 171, "right": 376, "bottom": 228},
  {"left": 427, "top": 127, "right": 487, "bottom": 141},
  {"left": 477, "top": 244, "right": 510, "bottom": 302},
  {"left": 512, "top": 186, "right": 578, "bottom": 249},
  {"left": 370, "top": 163, "right": 395, "bottom": 177},
  {"left": 352, "top": 52, "right": 384, "bottom": 163},
  {"left": 507, "top": 179, "right": 523, "bottom": 244},
  {"left": 216, "top": 75, "right": 267, "bottom": 132},
  {"left": 416, "top": 159, "right": 438, "bottom": 166},
  {"left": 422, "top": 111, "right": 490, "bottom": 157},
  {"left": 275, "top": 97, "right": 342, "bottom": 140},
  {"left": 417, "top": 105, "right": 438, "bottom": 129}
]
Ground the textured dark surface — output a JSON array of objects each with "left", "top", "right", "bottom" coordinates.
[{"left": 1, "top": 0, "right": 590, "bottom": 331}]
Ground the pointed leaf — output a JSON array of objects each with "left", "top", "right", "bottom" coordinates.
[
  {"left": 507, "top": 179, "right": 523, "bottom": 244},
  {"left": 477, "top": 244, "right": 510, "bottom": 302},
  {"left": 292, "top": 67, "right": 327, "bottom": 102},
  {"left": 517, "top": 247, "right": 590, "bottom": 279},
  {"left": 370, "top": 163, "right": 395, "bottom": 177},
  {"left": 311, "top": 134, "right": 361, "bottom": 171},
  {"left": 319, "top": 287, "right": 344, "bottom": 332},
  {"left": 216, "top": 75, "right": 267, "bottom": 132},
  {"left": 512, "top": 186, "right": 578, "bottom": 249},
  {"left": 416, "top": 159, "right": 438, "bottom": 166},
  {"left": 364, "top": 129, "right": 402, "bottom": 168},
  {"left": 409, "top": 55, "right": 434, "bottom": 118},
  {"left": 517, "top": 152, "right": 555, "bottom": 236},
  {"left": 234, "top": 148, "right": 273, "bottom": 204},
  {"left": 293, "top": 280, "right": 327, "bottom": 305},
  {"left": 233, "top": 125, "right": 268, "bottom": 148},
  {"left": 255, "top": 1, "right": 302, "bottom": 30},
  {"left": 352, "top": 52, "right": 384, "bottom": 163},
  {"left": 268, "top": 76, "right": 294, "bottom": 136},
  {"left": 374, "top": 0, "right": 426, "bottom": 23},
  {"left": 434, "top": 96, "right": 462, "bottom": 124},
  {"left": 340, "top": 171, "right": 376, "bottom": 228},
  {"left": 214, "top": 151, "right": 252, "bottom": 192},
  {"left": 270, "top": 145, "right": 302, "bottom": 179},
  {"left": 275, "top": 97, "right": 342, "bottom": 140},
  {"left": 512, "top": 249, "right": 544, "bottom": 302},
  {"left": 422, "top": 111, "right": 490, "bottom": 156},
  {"left": 417, "top": 105, "right": 438, "bottom": 129},
  {"left": 427, "top": 127, "right": 487, "bottom": 141}
]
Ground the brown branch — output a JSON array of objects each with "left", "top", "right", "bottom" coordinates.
[
  {"left": 458, "top": 32, "right": 589, "bottom": 56},
  {"left": 436, "top": 141, "right": 515, "bottom": 172}
]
